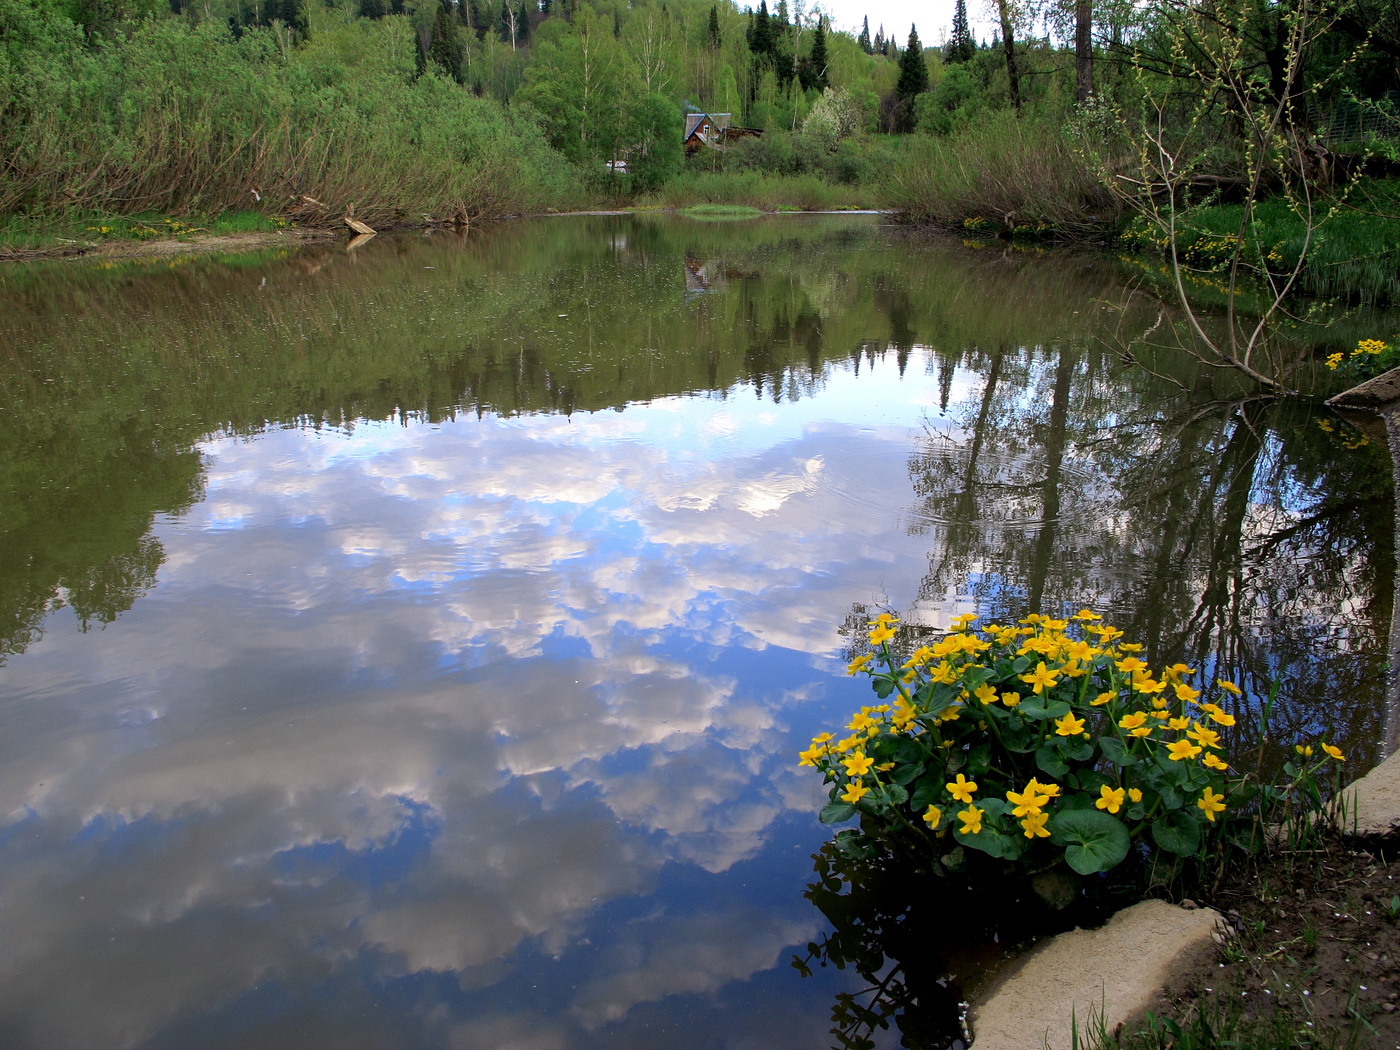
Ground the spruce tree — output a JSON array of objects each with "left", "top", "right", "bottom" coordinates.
[
  {"left": 357, "top": 0, "right": 386, "bottom": 19},
  {"left": 946, "top": 0, "right": 975, "bottom": 63},
  {"left": 857, "top": 15, "right": 871, "bottom": 53},
  {"left": 430, "top": 5, "right": 463, "bottom": 80},
  {"left": 749, "top": 0, "right": 771, "bottom": 58},
  {"left": 707, "top": 4, "right": 720, "bottom": 49},
  {"left": 873, "top": 24, "right": 884, "bottom": 54},
  {"left": 469, "top": 0, "right": 485, "bottom": 37},
  {"left": 809, "top": 18, "right": 827, "bottom": 88},
  {"left": 516, "top": 0, "right": 529, "bottom": 42},
  {"left": 894, "top": 25, "right": 927, "bottom": 131}
]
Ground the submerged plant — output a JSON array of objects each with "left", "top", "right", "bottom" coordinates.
[{"left": 801, "top": 611, "right": 1344, "bottom": 881}]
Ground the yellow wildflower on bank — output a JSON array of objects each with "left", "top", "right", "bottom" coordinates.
[{"left": 803, "top": 610, "right": 1347, "bottom": 877}]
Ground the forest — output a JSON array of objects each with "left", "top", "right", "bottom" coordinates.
[{"left": 3, "top": 0, "right": 1400, "bottom": 282}]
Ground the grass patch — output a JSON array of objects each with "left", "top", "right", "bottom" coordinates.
[
  {"left": 639, "top": 171, "right": 874, "bottom": 211},
  {"left": 882, "top": 112, "right": 1121, "bottom": 241},
  {"left": 677, "top": 203, "right": 764, "bottom": 221},
  {"left": 1122, "top": 178, "right": 1400, "bottom": 305}
]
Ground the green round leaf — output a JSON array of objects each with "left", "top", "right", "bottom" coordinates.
[
  {"left": 1049, "top": 808, "right": 1131, "bottom": 874},
  {"left": 819, "top": 801, "right": 856, "bottom": 824},
  {"left": 1151, "top": 809, "right": 1202, "bottom": 856}
]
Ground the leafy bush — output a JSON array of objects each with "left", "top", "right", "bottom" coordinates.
[{"left": 801, "top": 611, "right": 1346, "bottom": 883}]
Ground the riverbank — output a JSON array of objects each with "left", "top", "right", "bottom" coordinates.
[{"left": 1110, "top": 835, "right": 1400, "bottom": 1049}]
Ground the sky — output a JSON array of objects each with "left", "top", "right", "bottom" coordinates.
[{"left": 806, "top": 0, "right": 1000, "bottom": 50}]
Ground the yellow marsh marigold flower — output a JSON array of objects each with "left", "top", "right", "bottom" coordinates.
[
  {"left": 1073, "top": 608, "right": 1102, "bottom": 621},
  {"left": 1128, "top": 788, "right": 1143, "bottom": 803},
  {"left": 1326, "top": 352, "right": 1345, "bottom": 370},
  {"left": 1174, "top": 683, "right": 1202, "bottom": 703},
  {"left": 1216, "top": 679, "right": 1243, "bottom": 696},
  {"left": 798, "top": 746, "right": 824, "bottom": 767},
  {"left": 847, "top": 712, "right": 875, "bottom": 733},
  {"left": 876, "top": 761, "right": 896, "bottom": 772},
  {"left": 868, "top": 624, "right": 896, "bottom": 645},
  {"left": 973, "top": 683, "right": 999, "bottom": 704},
  {"left": 1030, "top": 778, "right": 1061, "bottom": 799},
  {"left": 1020, "top": 811, "right": 1051, "bottom": 838},
  {"left": 1295, "top": 744, "right": 1314, "bottom": 758},
  {"left": 841, "top": 782, "right": 870, "bottom": 804},
  {"left": 842, "top": 752, "right": 874, "bottom": 778},
  {"left": 952, "top": 612, "right": 979, "bottom": 628},
  {"left": 1167, "top": 739, "right": 1203, "bottom": 761},
  {"left": 1019, "top": 661, "right": 1060, "bottom": 694},
  {"left": 1118, "top": 643, "right": 1145, "bottom": 653},
  {"left": 1091, "top": 691, "right": 1116, "bottom": 706},
  {"left": 812, "top": 733, "right": 833, "bottom": 744},
  {"left": 958, "top": 804, "right": 985, "bottom": 834},
  {"left": 1357, "top": 338, "right": 1387, "bottom": 355},
  {"left": 1006, "top": 784, "right": 1050, "bottom": 817},
  {"left": 1115, "top": 656, "right": 1149, "bottom": 674},
  {"left": 1151, "top": 697, "right": 1170, "bottom": 711},
  {"left": 1322, "top": 743, "right": 1345, "bottom": 762},
  {"left": 1197, "top": 787, "right": 1226, "bottom": 822},
  {"left": 946, "top": 773, "right": 978, "bottom": 803},
  {"left": 1118, "top": 711, "right": 1148, "bottom": 732},
  {"left": 1200, "top": 704, "right": 1236, "bottom": 727},
  {"left": 1001, "top": 691, "right": 1022, "bottom": 707},
  {"left": 1164, "top": 662, "right": 1195, "bottom": 680},
  {"left": 922, "top": 804, "right": 943, "bottom": 828},
  {"left": 1096, "top": 785, "right": 1126, "bottom": 814},
  {"left": 1202, "top": 753, "right": 1229, "bottom": 771},
  {"left": 1187, "top": 723, "right": 1222, "bottom": 750},
  {"left": 846, "top": 653, "right": 872, "bottom": 675},
  {"left": 1168, "top": 716, "right": 1191, "bottom": 731},
  {"left": 1054, "top": 712, "right": 1086, "bottom": 736}
]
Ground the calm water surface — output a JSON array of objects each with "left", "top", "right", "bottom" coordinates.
[{"left": 0, "top": 215, "right": 1393, "bottom": 1049}]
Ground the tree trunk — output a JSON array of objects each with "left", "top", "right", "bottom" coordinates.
[
  {"left": 996, "top": 0, "right": 1021, "bottom": 113},
  {"left": 1075, "top": 0, "right": 1092, "bottom": 103}
]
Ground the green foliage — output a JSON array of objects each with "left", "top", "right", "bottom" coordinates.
[
  {"left": 0, "top": 3, "right": 583, "bottom": 221},
  {"left": 885, "top": 113, "right": 1118, "bottom": 237}
]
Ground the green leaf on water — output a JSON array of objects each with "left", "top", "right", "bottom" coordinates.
[{"left": 820, "top": 801, "right": 856, "bottom": 824}]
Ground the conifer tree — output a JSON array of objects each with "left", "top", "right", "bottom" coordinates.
[
  {"left": 809, "top": 18, "right": 827, "bottom": 88},
  {"left": 516, "top": 0, "right": 529, "bottom": 41},
  {"left": 894, "top": 24, "right": 927, "bottom": 131},
  {"left": 750, "top": 0, "right": 771, "bottom": 58},
  {"left": 946, "top": 0, "right": 975, "bottom": 63},
  {"left": 430, "top": 5, "right": 464, "bottom": 80},
  {"left": 857, "top": 14, "right": 871, "bottom": 53},
  {"left": 873, "top": 24, "right": 885, "bottom": 54},
  {"left": 469, "top": 0, "right": 485, "bottom": 37},
  {"left": 707, "top": 4, "right": 720, "bottom": 49}
]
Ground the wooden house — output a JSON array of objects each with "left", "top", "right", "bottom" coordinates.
[{"left": 683, "top": 112, "right": 763, "bottom": 153}]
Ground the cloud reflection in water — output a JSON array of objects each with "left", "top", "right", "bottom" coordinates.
[{"left": 0, "top": 360, "right": 940, "bottom": 1050}]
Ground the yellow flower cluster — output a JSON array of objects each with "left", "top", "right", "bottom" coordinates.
[
  {"left": 802, "top": 608, "right": 1351, "bottom": 873},
  {"left": 1327, "top": 338, "right": 1391, "bottom": 369}
]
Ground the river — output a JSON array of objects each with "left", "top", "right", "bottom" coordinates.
[{"left": 0, "top": 214, "right": 1392, "bottom": 1049}]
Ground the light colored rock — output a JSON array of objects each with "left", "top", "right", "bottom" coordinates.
[
  {"left": 968, "top": 900, "right": 1222, "bottom": 1050},
  {"left": 1345, "top": 750, "right": 1400, "bottom": 837}
]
